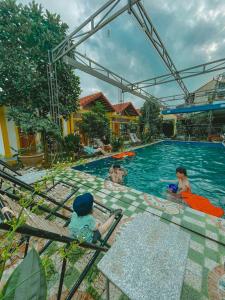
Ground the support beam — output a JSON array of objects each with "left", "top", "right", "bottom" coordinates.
[
  {"left": 130, "top": 2, "right": 189, "bottom": 97},
  {"left": 132, "top": 57, "right": 225, "bottom": 89},
  {"left": 52, "top": 0, "right": 140, "bottom": 63},
  {"left": 161, "top": 102, "right": 225, "bottom": 115},
  {"left": 63, "top": 52, "right": 158, "bottom": 103}
]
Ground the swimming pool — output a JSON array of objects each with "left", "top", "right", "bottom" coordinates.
[{"left": 74, "top": 141, "right": 225, "bottom": 209}]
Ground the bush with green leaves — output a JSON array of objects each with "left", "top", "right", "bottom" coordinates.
[
  {"left": 63, "top": 134, "right": 82, "bottom": 155},
  {"left": 111, "top": 136, "right": 124, "bottom": 152},
  {"left": 79, "top": 102, "right": 110, "bottom": 142},
  {"left": 139, "top": 100, "right": 162, "bottom": 140}
]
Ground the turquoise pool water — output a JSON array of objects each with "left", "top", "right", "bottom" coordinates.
[{"left": 74, "top": 141, "right": 225, "bottom": 209}]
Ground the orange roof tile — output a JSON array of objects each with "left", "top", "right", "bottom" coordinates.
[
  {"left": 79, "top": 92, "right": 115, "bottom": 112},
  {"left": 113, "top": 102, "right": 140, "bottom": 116}
]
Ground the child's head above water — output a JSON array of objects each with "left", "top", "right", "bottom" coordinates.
[
  {"left": 72, "top": 193, "right": 94, "bottom": 216},
  {"left": 113, "top": 164, "right": 121, "bottom": 170},
  {"left": 176, "top": 167, "right": 187, "bottom": 179}
]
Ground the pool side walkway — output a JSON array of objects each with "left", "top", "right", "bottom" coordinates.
[{"left": 58, "top": 168, "right": 225, "bottom": 300}]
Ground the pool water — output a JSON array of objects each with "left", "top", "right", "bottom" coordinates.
[{"left": 74, "top": 141, "right": 225, "bottom": 209}]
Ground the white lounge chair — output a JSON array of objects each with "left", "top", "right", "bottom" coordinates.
[{"left": 130, "top": 133, "right": 141, "bottom": 144}]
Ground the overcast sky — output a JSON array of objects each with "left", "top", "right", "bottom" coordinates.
[{"left": 18, "top": 0, "right": 225, "bottom": 108}]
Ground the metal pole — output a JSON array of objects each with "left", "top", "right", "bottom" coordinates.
[
  {"left": 57, "top": 246, "right": 69, "bottom": 300},
  {"left": 106, "top": 278, "right": 110, "bottom": 300}
]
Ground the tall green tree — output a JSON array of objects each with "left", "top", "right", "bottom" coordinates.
[
  {"left": 0, "top": 0, "right": 80, "bottom": 138},
  {"left": 79, "top": 102, "right": 110, "bottom": 142},
  {"left": 139, "top": 100, "right": 162, "bottom": 140}
]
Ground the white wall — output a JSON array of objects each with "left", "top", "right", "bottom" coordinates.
[
  {"left": 6, "top": 118, "right": 18, "bottom": 155},
  {"left": 63, "top": 119, "right": 68, "bottom": 137}
]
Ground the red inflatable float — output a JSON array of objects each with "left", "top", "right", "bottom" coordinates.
[
  {"left": 181, "top": 191, "right": 224, "bottom": 218},
  {"left": 112, "top": 151, "right": 135, "bottom": 159}
]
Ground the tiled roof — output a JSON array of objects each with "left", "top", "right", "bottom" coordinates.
[
  {"left": 113, "top": 102, "right": 140, "bottom": 116},
  {"left": 79, "top": 92, "right": 115, "bottom": 112},
  {"left": 136, "top": 108, "right": 141, "bottom": 115}
]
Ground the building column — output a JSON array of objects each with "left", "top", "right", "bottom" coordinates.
[{"left": 0, "top": 107, "right": 11, "bottom": 158}]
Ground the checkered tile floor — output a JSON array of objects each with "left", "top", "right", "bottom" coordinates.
[{"left": 58, "top": 168, "right": 225, "bottom": 300}]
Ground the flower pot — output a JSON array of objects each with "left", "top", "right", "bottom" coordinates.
[{"left": 19, "top": 153, "right": 44, "bottom": 168}]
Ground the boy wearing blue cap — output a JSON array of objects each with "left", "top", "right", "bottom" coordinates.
[{"left": 69, "top": 193, "right": 121, "bottom": 243}]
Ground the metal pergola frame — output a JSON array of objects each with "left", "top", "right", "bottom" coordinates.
[
  {"left": 48, "top": 0, "right": 225, "bottom": 123},
  {"left": 48, "top": 0, "right": 192, "bottom": 124}
]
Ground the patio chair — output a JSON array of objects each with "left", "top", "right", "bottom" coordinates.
[
  {"left": 0, "top": 159, "right": 46, "bottom": 184},
  {"left": 129, "top": 133, "right": 141, "bottom": 144},
  {"left": 0, "top": 169, "right": 78, "bottom": 215},
  {"left": 0, "top": 190, "right": 122, "bottom": 300},
  {"left": 93, "top": 138, "right": 112, "bottom": 152},
  {"left": 83, "top": 145, "right": 106, "bottom": 155},
  {"left": 133, "top": 133, "right": 141, "bottom": 143}
]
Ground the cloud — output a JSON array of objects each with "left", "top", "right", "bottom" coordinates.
[{"left": 17, "top": 0, "right": 225, "bottom": 108}]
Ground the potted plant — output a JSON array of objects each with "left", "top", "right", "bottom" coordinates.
[
  {"left": 8, "top": 108, "right": 62, "bottom": 168},
  {"left": 18, "top": 142, "right": 44, "bottom": 168}
]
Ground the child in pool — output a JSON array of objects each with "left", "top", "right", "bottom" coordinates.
[
  {"left": 161, "top": 167, "right": 191, "bottom": 195},
  {"left": 69, "top": 193, "right": 121, "bottom": 243},
  {"left": 109, "top": 164, "right": 127, "bottom": 184}
]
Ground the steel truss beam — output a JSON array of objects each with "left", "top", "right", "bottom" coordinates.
[
  {"left": 132, "top": 57, "right": 225, "bottom": 90},
  {"left": 159, "top": 88, "right": 219, "bottom": 103},
  {"left": 129, "top": 2, "right": 189, "bottom": 97},
  {"left": 63, "top": 52, "right": 158, "bottom": 103},
  {"left": 52, "top": 0, "right": 140, "bottom": 63}
]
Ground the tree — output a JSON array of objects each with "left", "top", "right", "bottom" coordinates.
[
  {"left": 0, "top": 0, "right": 81, "bottom": 141},
  {"left": 79, "top": 102, "right": 110, "bottom": 142},
  {"left": 139, "top": 100, "right": 162, "bottom": 140}
]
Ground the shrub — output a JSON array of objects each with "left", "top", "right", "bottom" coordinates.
[
  {"left": 111, "top": 136, "right": 124, "bottom": 151},
  {"left": 63, "top": 134, "right": 82, "bottom": 154}
]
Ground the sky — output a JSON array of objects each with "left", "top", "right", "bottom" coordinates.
[{"left": 18, "top": 0, "right": 225, "bottom": 108}]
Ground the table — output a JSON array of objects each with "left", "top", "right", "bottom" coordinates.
[{"left": 98, "top": 213, "right": 190, "bottom": 300}]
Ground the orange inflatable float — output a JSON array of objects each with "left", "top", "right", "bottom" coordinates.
[
  {"left": 181, "top": 192, "right": 224, "bottom": 218},
  {"left": 112, "top": 151, "right": 135, "bottom": 159}
]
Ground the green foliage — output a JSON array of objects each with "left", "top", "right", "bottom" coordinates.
[
  {"left": 63, "top": 134, "right": 82, "bottom": 154},
  {"left": 7, "top": 107, "right": 62, "bottom": 138},
  {"left": 111, "top": 136, "right": 124, "bottom": 151},
  {"left": 140, "top": 132, "right": 153, "bottom": 143},
  {"left": 139, "top": 101, "right": 162, "bottom": 140},
  {"left": 0, "top": 0, "right": 80, "bottom": 135},
  {"left": 66, "top": 246, "right": 85, "bottom": 264},
  {"left": 86, "top": 264, "right": 99, "bottom": 284},
  {"left": 86, "top": 286, "right": 101, "bottom": 300},
  {"left": 41, "top": 256, "right": 57, "bottom": 283},
  {"left": 1, "top": 248, "right": 47, "bottom": 300},
  {"left": 127, "top": 121, "right": 138, "bottom": 133},
  {"left": 79, "top": 103, "right": 110, "bottom": 141}
]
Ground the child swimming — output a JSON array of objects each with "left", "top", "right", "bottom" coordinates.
[
  {"left": 176, "top": 167, "right": 191, "bottom": 193},
  {"left": 161, "top": 167, "right": 191, "bottom": 195},
  {"left": 109, "top": 164, "right": 127, "bottom": 184},
  {"left": 69, "top": 193, "right": 122, "bottom": 243}
]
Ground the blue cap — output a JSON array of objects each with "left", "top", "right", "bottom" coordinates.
[{"left": 73, "top": 193, "right": 94, "bottom": 216}]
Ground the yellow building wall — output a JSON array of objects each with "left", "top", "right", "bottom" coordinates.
[
  {"left": 71, "top": 108, "right": 139, "bottom": 140},
  {"left": 0, "top": 107, "right": 11, "bottom": 157}
]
